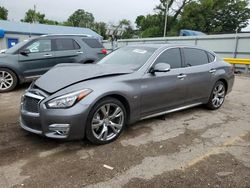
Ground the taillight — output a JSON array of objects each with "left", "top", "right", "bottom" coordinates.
[{"left": 101, "top": 48, "right": 107, "bottom": 54}]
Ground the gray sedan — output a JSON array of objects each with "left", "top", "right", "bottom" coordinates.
[{"left": 20, "top": 44, "right": 234, "bottom": 144}]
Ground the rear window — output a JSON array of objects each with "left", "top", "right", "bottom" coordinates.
[
  {"left": 82, "top": 38, "right": 103, "bottom": 48},
  {"left": 183, "top": 48, "right": 209, "bottom": 66},
  {"left": 54, "top": 38, "right": 80, "bottom": 51}
]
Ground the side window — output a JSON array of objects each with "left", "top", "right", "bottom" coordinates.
[
  {"left": 82, "top": 38, "right": 103, "bottom": 48},
  {"left": 207, "top": 52, "right": 215, "bottom": 63},
  {"left": 55, "top": 38, "right": 80, "bottom": 51},
  {"left": 154, "top": 48, "right": 182, "bottom": 69},
  {"left": 26, "top": 40, "right": 51, "bottom": 53},
  {"left": 183, "top": 48, "right": 209, "bottom": 66}
]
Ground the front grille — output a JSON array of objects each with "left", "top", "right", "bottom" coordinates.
[{"left": 23, "top": 96, "right": 40, "bottom": 113}]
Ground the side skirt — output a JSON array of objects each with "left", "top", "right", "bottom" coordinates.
[{"left": 140, "top": 103, "right": 203, "bottom": 120}]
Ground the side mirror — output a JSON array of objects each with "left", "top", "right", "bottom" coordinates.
[
  {"left": 20, "top": 49, "right": 30, "bottom": 56},
  {"left": 150, "top": 63, "right": 171, "bottom": 74}
]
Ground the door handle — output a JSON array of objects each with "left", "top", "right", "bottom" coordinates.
[
  {"left": 209, "top": 69, "right": 216, "bottom": 74},
  {"left": 76, "top": 51, "right": 83, "bottom": 54},
  {"left": 44, "top": 54, "right": 52, "bottom": 57},
  {"left": 177, "top": 74, "right": 187, "bottom": 79}
]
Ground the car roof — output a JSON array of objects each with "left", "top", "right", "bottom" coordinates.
[
  {"left": 39, "top": 34, "right": 99, "bottom": 39},
  {"left": 123, "top": 43, "right": 217, "bottom": 57},
  {"left": 126, "top": 43, "right": 215, "bottom": 53},
  {"left": 127, "top": 43, "right": 200, "bottom": 49}
]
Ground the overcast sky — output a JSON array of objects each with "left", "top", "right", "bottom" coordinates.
[
  {"left": 1, "top": 0, "right": 250, "bottom": 31},
  {"left": 1, "top": 0, "right": 159, "bottom": 25}
]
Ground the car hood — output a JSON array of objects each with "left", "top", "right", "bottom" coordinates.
[{"left": 35, "top": 63, "right": 134, "bottom": 93}]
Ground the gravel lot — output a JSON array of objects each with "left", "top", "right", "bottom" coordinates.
[{"left": 0, "top": 76, "right": 250, "bottom": 188}]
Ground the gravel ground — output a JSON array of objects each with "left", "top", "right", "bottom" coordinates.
[{"left": 0, "top": 76, "right": 250, "bottom": 188}]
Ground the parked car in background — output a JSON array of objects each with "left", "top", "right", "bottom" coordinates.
[
  {"left": 0, "top": 34, "right": 107, "bottom": 92},
  {"left": 20, "top": 44, "right": 234, "bottom": 144}
]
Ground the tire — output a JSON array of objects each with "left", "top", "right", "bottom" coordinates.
[
  {"left": 86, "top": 97, "right": 127, "bottom": 145},
  {"left": 0, "top": 68, "right": 18, "bottom": 93},
  {"left": 206, "top": 81, "right": 226, "bottom": 110}
]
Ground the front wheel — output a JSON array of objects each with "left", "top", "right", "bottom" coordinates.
[
  {"left": 86, "top": 98, "right": 126, "bottom": 144},
  {"left": 206, "top": 81, "right": 226, "bottom": 110},
  {"left": 0, "top": 68, "right": 18, "bottom": 93}
]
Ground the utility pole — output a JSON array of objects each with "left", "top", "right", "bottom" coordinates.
[
  {"left": 163, "top": 0, "right": 169, "bottom": 37},
  {"left": 233, "top": 27, "right": 239, "bottom": 58},
  {"left": 33, "top": 5, "right": 37, "bottom": 24}
]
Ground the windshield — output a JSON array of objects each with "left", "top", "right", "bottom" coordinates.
[
  {"left": 4, "top": 40, "right": 30, "bottom": 54},
  {"left": 98, "top": 46, "right": 157, "bottom": 70}
]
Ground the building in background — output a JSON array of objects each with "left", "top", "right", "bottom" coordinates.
[{"left": 0, "top": 20, "right": 102, "bottom": 50}]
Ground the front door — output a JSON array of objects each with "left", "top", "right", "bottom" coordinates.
[
  {"left": 18, "top": 39, "right": 56, "bottom": 77},
  {"left": 140, "top": 48, "right": 188, "bottom": 117}
]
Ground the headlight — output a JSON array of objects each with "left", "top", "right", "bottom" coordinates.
[{"left": 46, "top": 89, "right": 92, "bottom": 109}]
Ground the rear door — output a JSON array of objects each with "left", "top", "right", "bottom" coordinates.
[
  {"left": 53, "top": 38, "right": 85, "bottom": 64},
  {"left": 181, "top": 47, "right": 214, "bottom": 102},
  {"left": 140, "top": 48, "right": 189, "bottom": 117},
  {"left": 18, "top": 39, "right": 56, "bottom": 77}
]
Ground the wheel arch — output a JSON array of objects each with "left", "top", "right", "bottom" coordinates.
[
  {"left": 217, "top": 78, "right": 228, "bottom": 94},
  {"left": 0, "top": 66, "right": 20, "bottom": 83},
  {"left": 92, "top": 93, "right": 131, "bottom": 124}
]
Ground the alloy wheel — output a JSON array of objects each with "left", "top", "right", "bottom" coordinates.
[
  {"left": 0, "top": 70, "right": 14, "bottom": 91},
  {"left": 212, "top": 83, "right": 225, "bottom": 108},
  {"left": 91, "top": 103, "right": 124, "bottom": 141}
]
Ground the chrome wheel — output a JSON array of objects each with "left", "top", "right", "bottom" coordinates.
[
  {"left": 91, "top": 103, "right": 124, "bottom": 141},
  {"left": 0, "top": 70, "right": 14, "bottom": 91},
  {"left": 212, "top": 83, "right": 225, "bottom": 108}
]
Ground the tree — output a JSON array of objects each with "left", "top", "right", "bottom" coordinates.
[
  {"left": 43, "top": 19, "right": 59, "bottom": 25},
  {"left": 118, "top": 20, "right": 134, "bottom": 39},
  {"left": 67, "top": 9, "right": 95, "bottom": 28},
  {"left": 0, "top": 6, "right": 8, "bottom": 20},
  {"left": 22, "top": 9, "right": 59, "bottom": 25},
  {"left": 178, "top": 0, "right": 250, "bottom": 33},
  {"left": 22, "top": 9, "right": 46, "bottom": 23},
  {"left": 135, "top": 0, "right": 192, "bottom": 37},
  {"left": 93, "top": 22, "right": 107, "bottom": 39},
  {"left": 113, "top": 19, "right": 135, "bottom": 39},
  {"left": 155, "top": 0, "right": 192, "bottom": 35},
  {"left": 135, "top": 14, "right": 164, "bottom": 37},
  {"left": 155, "top": 0, "right": 192, "bottom": 22}
]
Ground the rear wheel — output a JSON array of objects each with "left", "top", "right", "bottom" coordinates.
[
  {"left": 206, "top": 81, "right": 226, "bottom": 110},
  {"left": 0, "top": 68, "right": 18, "bottom": 92},
  {"left": 86, "top": 98, "right": 126, "bottom": 144}
]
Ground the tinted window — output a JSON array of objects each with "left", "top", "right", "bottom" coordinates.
[
  {"left": 82, "top": 38, "right": 103, "bottom": 48},
  {"left": 55, "top": 38, "right": 80, "bottom": 51},
  {"left": 154, "top": 48, "right": 182, "bottom": 69},
  {"left": 207, "top": 52, "right": 215, "bottom": 62},
  {"left": 183, "top": 48, "right": 209, "bottom": 66},
  {"left": 26, "top": 40, "right": 51, "bottom": 53}
]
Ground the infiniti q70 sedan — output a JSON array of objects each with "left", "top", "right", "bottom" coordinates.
[{"left": 20, "top": 44, "right": 234, "bottom": 144}]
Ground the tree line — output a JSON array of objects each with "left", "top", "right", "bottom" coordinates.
[
  {"left": 0, "top": 0, "right": 250, "bottom": 39},
  {"left": 136, "top": 0, "right": 250, "bottom": 37}
]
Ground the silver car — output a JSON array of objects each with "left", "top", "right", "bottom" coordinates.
[{"left": 20, "top": 44, "right": 234, "bottom": 144}]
